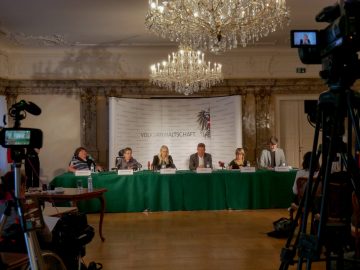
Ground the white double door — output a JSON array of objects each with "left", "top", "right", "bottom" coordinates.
[{"left": 276, "top": 95, "right": 319, "bottom": 168}]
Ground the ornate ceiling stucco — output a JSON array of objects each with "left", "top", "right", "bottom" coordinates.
[{"left": 0, "top": 1, "right": 334, "bottom": 50}]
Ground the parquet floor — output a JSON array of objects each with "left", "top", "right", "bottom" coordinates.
[{"left": 84, "top": 209, "right": 329, "bottom": 270}]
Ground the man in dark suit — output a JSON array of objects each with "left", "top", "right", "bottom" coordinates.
[{"left": 189, "top": 143, "right": 213, "bottom": 170}]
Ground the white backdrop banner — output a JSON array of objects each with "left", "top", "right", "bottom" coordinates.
[{"left": 109, "top": 96, "right": 242, "bottom": 170}]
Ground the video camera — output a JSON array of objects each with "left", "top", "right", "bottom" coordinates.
[
  {"left": 0, "top": 128, "right": 42, "bottom": 149},
  {"left": 0, "top": 100, "right": 43, "bottom": 149},
  {"left": 291, "top": 0, "right": 360, "bottom": 85}
]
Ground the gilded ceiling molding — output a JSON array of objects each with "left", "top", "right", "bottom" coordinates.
[
  {"left": 0, "top": 26, "right": 68, "bottom": 47},
  {"left": 2, "top": 80, "right": 82, "bottom": 96},
  {"left": 0, "top": 78, "right": 9, "bottom": 89},
  {"left": 0, "top": 78, "right": 331, "bottom": 97}
]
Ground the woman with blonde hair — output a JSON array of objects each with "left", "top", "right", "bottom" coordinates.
[
  {"left": 228, "top": 148, "right": 249, "bottom": 169},
  {"left": 152, "top": 145, "right": 176, "bottom": 170}
]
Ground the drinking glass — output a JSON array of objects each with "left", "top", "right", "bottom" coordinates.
[{"left": 76, "top": 179, "right": 83, "bottom": 191}]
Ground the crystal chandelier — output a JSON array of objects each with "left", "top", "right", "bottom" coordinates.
[
  {"left": 145, "top": 0, "right": 290, "bottom": 53},
  {"left": 150, "top": 46, "right": 223, "bottom": 95}
]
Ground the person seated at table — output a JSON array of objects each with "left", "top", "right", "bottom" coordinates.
[
  {"left": 116, "top": 147, "right": 142, "bottom": 170},
  {"left": 68, "top": 147, "right": 102, "bottom": 172},
  {"left": 189, "top": 143, "right": 213, "bottom": 170},
  {"left": 259, "top": 136, "right": 286, "bottom": 168},
  {"left": 228, "top": 148, "right": 249, "bottom": 169},
  {"left": 152, "top": 145, "right": 176, "bottom": 170},
  {"left": 288, "top": 151, "right": 322, "bottom": 227},
  {"left": 292, "top": 151, "right": 320, "bottom": 202}
]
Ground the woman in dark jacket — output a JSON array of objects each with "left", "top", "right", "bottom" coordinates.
[
  {"left": 228, "top": 148, "right": 249, "bottom": 169},
  {"left": 152, "top": 145, "right": 176, "bottom": 170}
]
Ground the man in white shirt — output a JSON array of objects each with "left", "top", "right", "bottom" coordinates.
[{"left": 189, "top": 143, "right": 213, "bottom": 170}]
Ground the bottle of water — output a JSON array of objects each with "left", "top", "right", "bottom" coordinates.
[
  {"left": 87, "top": 175, "right": 93, "bottom": 192},
  {"left": 90, "top": 163, "right": 95, "bottom": 173}
]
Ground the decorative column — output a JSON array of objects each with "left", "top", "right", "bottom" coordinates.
[
  {"left": 254, "top": 87, "right": 273, "bottom": 162},
  {"left": 241, "top": 89, "right": 257, "bottom": 165},
  {"left": 80, "top": 88, "right": 98, "bottom": 160}
]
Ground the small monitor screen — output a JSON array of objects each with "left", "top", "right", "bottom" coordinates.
[
  {"left": 291, "top": 30, "right": 318, "bottom": 48},
  {"left": 5, "top": 130, "right": 31, "bottom": 146}
]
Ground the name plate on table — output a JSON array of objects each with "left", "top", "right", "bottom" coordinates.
[
  {"left": 196, "top": 168, "right": 213, "bottom": 173},
  {"left": 160, "top": 168, "right": 177, "bottom": 174},
  {"left": 117, "top": 169, "right": 134, "bottom": 175},
  {"left": 75, "top": 170, "right": 91, "bottom": 176},
  {"left": 240, "top": 167, "right": 256, "bottom": 173},
  {"left": 274, "top": 166, "right": 291, "bottom": 172}
]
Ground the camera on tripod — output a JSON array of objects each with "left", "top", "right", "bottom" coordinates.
[
  {"left": 0, "top": 100, "right": 44, "bottom": 233},
  {"left": 291, "top": 0, "right": 360, "bottom": 84},
  {"left": 279, "top": 2, "right": 360, "bottom": 270},
  {"left": 0, "top": 100, "right": 43, "bottom": 161}
]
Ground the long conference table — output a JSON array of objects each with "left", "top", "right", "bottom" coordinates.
[{"left": 50, "top": 169, "right": 297, "bottom": 213}]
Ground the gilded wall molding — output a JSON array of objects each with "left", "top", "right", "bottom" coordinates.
[{"left": 0, "top": 78, "right": 331, "bottom": 96}]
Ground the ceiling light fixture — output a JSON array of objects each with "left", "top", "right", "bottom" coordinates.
[
  {"left": 145, "top": 0, "right": 290, "bottom": 53},
  {"left": 150, "top": 45, "right": 223, "bottom": 95}
]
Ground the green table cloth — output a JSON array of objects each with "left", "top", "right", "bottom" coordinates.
[{"left": 50, "top": 169, "right": 296, "bottom": 213}]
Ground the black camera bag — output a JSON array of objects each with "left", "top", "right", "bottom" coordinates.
[{"left": 52, "top": 212, "right": 94, "bottom": 252}]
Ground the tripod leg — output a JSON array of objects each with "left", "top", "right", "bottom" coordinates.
[
  {"left": 278, "top": 105, "right": 323, "bottom": 270},
  {"left": 346, "top": 91, "right": 360, "bottom": 150},
  {"left": 22, "top": 231, "right": 47, "bottom": 270},
  {"left": 295, "top": 104, "right": 323, "bottom": 270},
  {"left": 12, "top": 161, "right": 46, "bottom": 270},
  {"left": 346, "top": 91, "right": 360, "bottom": 198}
]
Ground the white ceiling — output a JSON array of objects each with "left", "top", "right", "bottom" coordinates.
[{"left": 0, "top": 0, "right": 336, "bottom": 50}]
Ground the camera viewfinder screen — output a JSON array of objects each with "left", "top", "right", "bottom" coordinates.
[
  {"left": 291, "top": 31, "right": 317, "bottom": 47},
  {"left": 5, "top": 130, "right": 31, "bottom": 146}
]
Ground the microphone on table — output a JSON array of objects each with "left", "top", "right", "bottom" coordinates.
[
  {"left": 134, "top": 163, "right": 142, "bottom": 171},
  {"left": 87, "top": 155, "right": 96, "bottom": 170}
]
